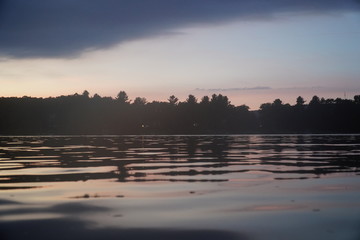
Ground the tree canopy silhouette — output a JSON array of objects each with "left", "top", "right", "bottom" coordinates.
[{"left": 0, "top": 91, "right": 359, "bottom": 134}]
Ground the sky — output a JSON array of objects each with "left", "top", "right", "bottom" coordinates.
[{"left": 0, "top": 0, "right": 360, "bottom": 109}]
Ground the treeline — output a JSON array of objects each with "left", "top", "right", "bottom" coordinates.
[
  {"left": 259, "top": 96, "right": 360, "bottom": 133},
  {"left": 0, "top": 91, "right": 359, "bottom": 134}
]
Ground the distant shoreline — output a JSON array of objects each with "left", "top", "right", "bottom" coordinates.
[
  {"left": 2, "top": 133, "right": 360, "bottom": 137},
  {"left": 1, "top": 92, "right": 359, "bottom": 135}
]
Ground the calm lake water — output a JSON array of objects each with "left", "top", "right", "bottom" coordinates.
[{"left": 0, "top": 135, "right": 359, "bottom": 240}]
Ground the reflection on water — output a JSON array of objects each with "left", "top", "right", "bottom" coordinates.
[
  {"left": 0, "top": 135, "right": 360, "bottom": 240},
  {"left": 0, "top": 135, "right": 359, "bottom": 185}
]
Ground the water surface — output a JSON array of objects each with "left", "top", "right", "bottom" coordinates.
[{"left": 0, "top": 135, "right": 359, "bottom": 240}]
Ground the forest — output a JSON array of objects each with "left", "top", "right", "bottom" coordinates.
[{"left": 0, "top": 91, "right": 359, "bottom": 134}]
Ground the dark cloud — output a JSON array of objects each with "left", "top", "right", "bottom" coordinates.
[{"left": 0, "top": 0, "right": 359, "bottom": 58}]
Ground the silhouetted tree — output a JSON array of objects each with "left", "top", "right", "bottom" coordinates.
[
  {"left": 93, "top": 93, "right": 101, "bottom": 99},
  {"left": 296, "top": 96, "right": 305, "bottom": 106},
  {"left": 133, "top": 97, "right": 147, "bottom": 106},
  {"left": 186, "top": 94, "right": 197, "bottom": 104},
  {"left": 82, "top": 90, "right": 90, "bottom": 98},
  {"left": 309, "top": 95, "right": 320, "bottom": 106},
  {"left": 117, "top": 91, "right": 129, "bottom": 104},
  {"left": 273, "top": 99, "right": 282, "bottom": 106},
  {"left": 168, "top": 95, "right": 178, "bottom": 105},
  {"left": 210, "top": 94, "right": 230, "bottom": 107},
  {"left": 200, "top": 96, "right": 210, "bottom": 104},
  {"left": 354, "top": 95, "right": 360, "bottom": 104}
]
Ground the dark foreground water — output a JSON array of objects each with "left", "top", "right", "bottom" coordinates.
[{"left": 0, "top": 135, "right": 359, "bottom": 240}]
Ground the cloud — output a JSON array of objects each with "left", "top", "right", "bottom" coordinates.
[
  {"left": 195, "top": 87, "right": 272, "bottom": 92},
  {"left": 0, "top": 0, "right": 359, "bottom": 58}
]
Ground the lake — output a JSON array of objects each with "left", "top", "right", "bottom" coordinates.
[{"left": 0, "top": 135, "right": 359, "bottom": 240}]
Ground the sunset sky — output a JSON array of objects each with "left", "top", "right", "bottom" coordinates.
[{"left": 1, "top": 0, "right": 359, "bottom": 109}]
